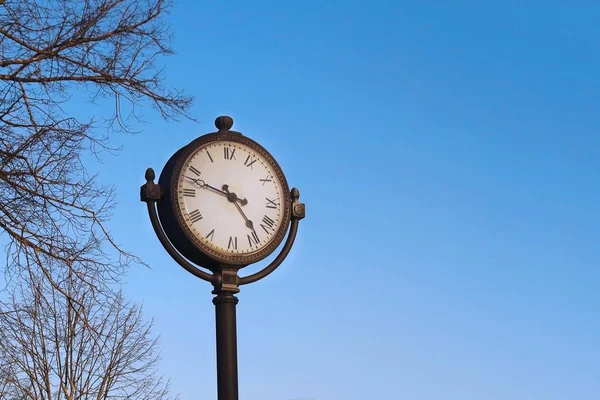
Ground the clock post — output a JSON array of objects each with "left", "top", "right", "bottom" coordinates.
[
  {"left": 213, "top": 269, "right": 240, "bottom": 400},
  {"left": 140, "top": 116, "right": 305, "bottom": 400}
]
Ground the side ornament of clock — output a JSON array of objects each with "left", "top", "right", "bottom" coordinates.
[{"left": 140, "top": 116, "right": 305, "bottom": 400}]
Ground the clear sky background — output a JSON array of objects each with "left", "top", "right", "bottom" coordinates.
[{"left": 89, "top": 2, "right": 600, "bottom": 399}]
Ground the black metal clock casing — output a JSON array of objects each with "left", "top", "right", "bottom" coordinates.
[{"left": 156, "top": 123, "right": 291, "bottom": 271}]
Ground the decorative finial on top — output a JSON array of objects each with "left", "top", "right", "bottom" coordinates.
[
  {"left": 145, "top": 168, "right": 156, "bottom": 182},
  {"left": 215, "top": 115, "right": 234, "bottom": 131}
]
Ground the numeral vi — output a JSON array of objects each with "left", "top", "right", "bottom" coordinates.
[{"left": 228, "top": 236, "right": 238, "bottom": 250}]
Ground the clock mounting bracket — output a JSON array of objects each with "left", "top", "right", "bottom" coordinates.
[{"left": 140, "top": 168, "right": 305, "bottom": 291}]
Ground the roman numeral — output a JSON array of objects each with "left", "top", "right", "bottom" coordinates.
[
  {"left": 188, "top": 209, "right": 203, "bottom": 223},
  {"left": 260, "top": 215, "right": 275, "bottom": 233},
  {"left": 206, "top": 229, "right": 215, "bottom": 241},
  {"left": 206, "top": 151, "right": 214, "bottom": 163},
  {"left": 265, "top": 197, "right": 278, "bottom": 209},
  {"left": 244, "top": 155, "right": 257, "bottom": 169},
  {"left": 260, "top": 175, "right": 272, "bottom": 186},
  {"left": 228, "top": 236, "right": 237, "bottom": 250},
  {"left": 247, "top": 231, "right": 260, "bottom": 247},
  {"left": 224, "top": 147, "right": 236, "bottom": 160},
  {"left": 182, "top": 188, "right": 195, "bottom": 197},
  {"left": 189, "top": 165, "right": 201, "bottom": 176}
]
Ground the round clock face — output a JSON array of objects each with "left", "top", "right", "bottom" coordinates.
[{"left": 172, "top": 137, "right": 290, "bottom": 264}]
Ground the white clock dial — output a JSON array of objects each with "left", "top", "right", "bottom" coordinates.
[{"left": 175, "top": 140, "right": 285, "bottom": 256}]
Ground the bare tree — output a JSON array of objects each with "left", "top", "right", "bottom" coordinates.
[
  {"left": 0, "top": 267, "right": 178, "bottom": 400},
  {"left": 0, "top": 0, "right": 192, "bottom": 293}
]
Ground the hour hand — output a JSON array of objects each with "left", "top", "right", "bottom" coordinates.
[{"left": 221, "top": 185, "right": 248, "bottom": 206}]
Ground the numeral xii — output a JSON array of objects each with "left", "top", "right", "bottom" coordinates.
[{"left": 224, "top": 147, "right": 236, "bottom": 160}]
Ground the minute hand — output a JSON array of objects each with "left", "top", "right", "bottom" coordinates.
[{"left": 186, "top": 177, "right": 248, "bottom": 205}]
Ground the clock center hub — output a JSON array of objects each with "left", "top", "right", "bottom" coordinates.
[{"left": 226, "top": 192, "right": 238, "bottom": 203}]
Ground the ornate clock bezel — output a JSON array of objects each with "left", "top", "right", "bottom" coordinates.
[{"left": 157, "top": 131, "right": 292, "bottom": 271}]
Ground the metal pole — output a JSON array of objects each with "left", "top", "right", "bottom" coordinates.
[{"left": 213, "top": 290, "right": 239, "bottom": 400}]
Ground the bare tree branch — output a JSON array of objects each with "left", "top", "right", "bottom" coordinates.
[
  {"left": 0, "top": 0, "right": 193, "bottom": 293},
  {"left": 0, "top": 269, "right": 179, "bottom": 399}
]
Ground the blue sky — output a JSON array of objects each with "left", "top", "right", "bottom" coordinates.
[{"left": 91, "top": 2, "right": 600, "bottom": 399}]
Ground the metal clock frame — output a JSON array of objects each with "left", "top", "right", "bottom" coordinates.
[
  {"left": 157, "top": 129, "right": 292, "bottom": 270},
  {"left": 140, "top": 116, "right": 305, "bottom": 400}
]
